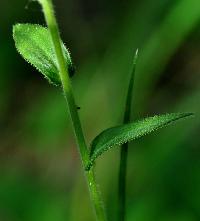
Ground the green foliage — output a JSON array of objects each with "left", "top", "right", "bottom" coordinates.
[
  {"left": 118, "top": 49, "right": 138, "bottom": 221},
  {"left": 86, "top": 113, "right": 193, "bottom": 170},
  {"left": 8, "top": 1, "right": 198, "bottom": 220},
  {"left": 13, "top": 23, "right": 74, "bottom": 86},
  {"left": 123, "top": 49, "right": 138, "bottom": 124}
]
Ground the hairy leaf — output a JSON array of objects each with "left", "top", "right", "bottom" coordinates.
[
  {"left": 13, "top": 23, "right": 75, "bottom": 86},
  {"left": 86, "top": 113, "right": 193, "bottom": 170}
]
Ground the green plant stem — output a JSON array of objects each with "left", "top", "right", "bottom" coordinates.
[
  {"left": 118, "top": 50, "right": 138, "bottom": 221},
  {"left": 38, "top": 0, "right": 106, "bottom": 220},
  {"left": 119, "top": 143, "right": 128, "bottom": 221}
]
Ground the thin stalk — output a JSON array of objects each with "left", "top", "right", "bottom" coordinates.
[
  {"left": 38, "top": 0, "right": 106, "bottom": 220},
  {"left": 118, "top": 50, "right": 138, "bottom": 221}
]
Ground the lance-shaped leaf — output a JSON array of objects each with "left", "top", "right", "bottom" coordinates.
[
  {"left": 13, "top": 23, "right": 75, "bottom": 86},
  {"left": 86, "top": 112, "right": 193, "bottom": 170},
  {"left": 118, "top": 49, "right": 138, "bottom": 220}
]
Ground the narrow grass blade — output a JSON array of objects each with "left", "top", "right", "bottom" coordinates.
[
  {"left": 13, "top": 23, "right": 75, "bottom": 86},
  {"left": 86, "top": 113, "right": 193, "bottom": 170},
  {"left": 119, "top": 49, "right": 138, "bottom": 221}
]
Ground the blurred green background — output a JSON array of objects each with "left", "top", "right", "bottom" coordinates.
[{"left": 0, "top": 0, "right": 200, "bottom": 220}]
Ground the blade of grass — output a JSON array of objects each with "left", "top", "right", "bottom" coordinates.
[
  {"left": 37, "top": 0, "right": 106, "bottom": 220},
  {"left": 118, "top": 49, "right": 138, "bottom": 221}
]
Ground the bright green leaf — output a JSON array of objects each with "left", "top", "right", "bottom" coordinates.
[
  {"left": 86, "top": 113, "right": 193, "bottom": 170},
  {"left": 13, "top": 23, "right": 75, "bottom": 86}
]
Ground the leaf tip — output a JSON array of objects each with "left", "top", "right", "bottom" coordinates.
[
  {"left": 133, "top": 48, "right": 139, "bottom": 64},
  {"left": 179, "top": 112, "right": 194, "bottom": 118},
  {"left": 135, "top": 48, "right": 139, "bottom": 56}
]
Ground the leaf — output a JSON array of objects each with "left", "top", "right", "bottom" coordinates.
[
  {"left": 123, "top": 49, "right": 138, "bottom": 124},
  {"left": 118, "top": 50, "right": 138, "bottom": 220},
  {"left": 13, "top": 23, "right": 75, "bottom": 86},
  {"left": 86, "top": 113, "right": 193, "bottom": 170}
]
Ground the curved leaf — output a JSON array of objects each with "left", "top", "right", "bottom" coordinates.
[
  {"left": 86, "top": 113, "right": 193, "bottom": 170},
  {"left": 13, "top": 23, "right": 75, "bottom": 86}
]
